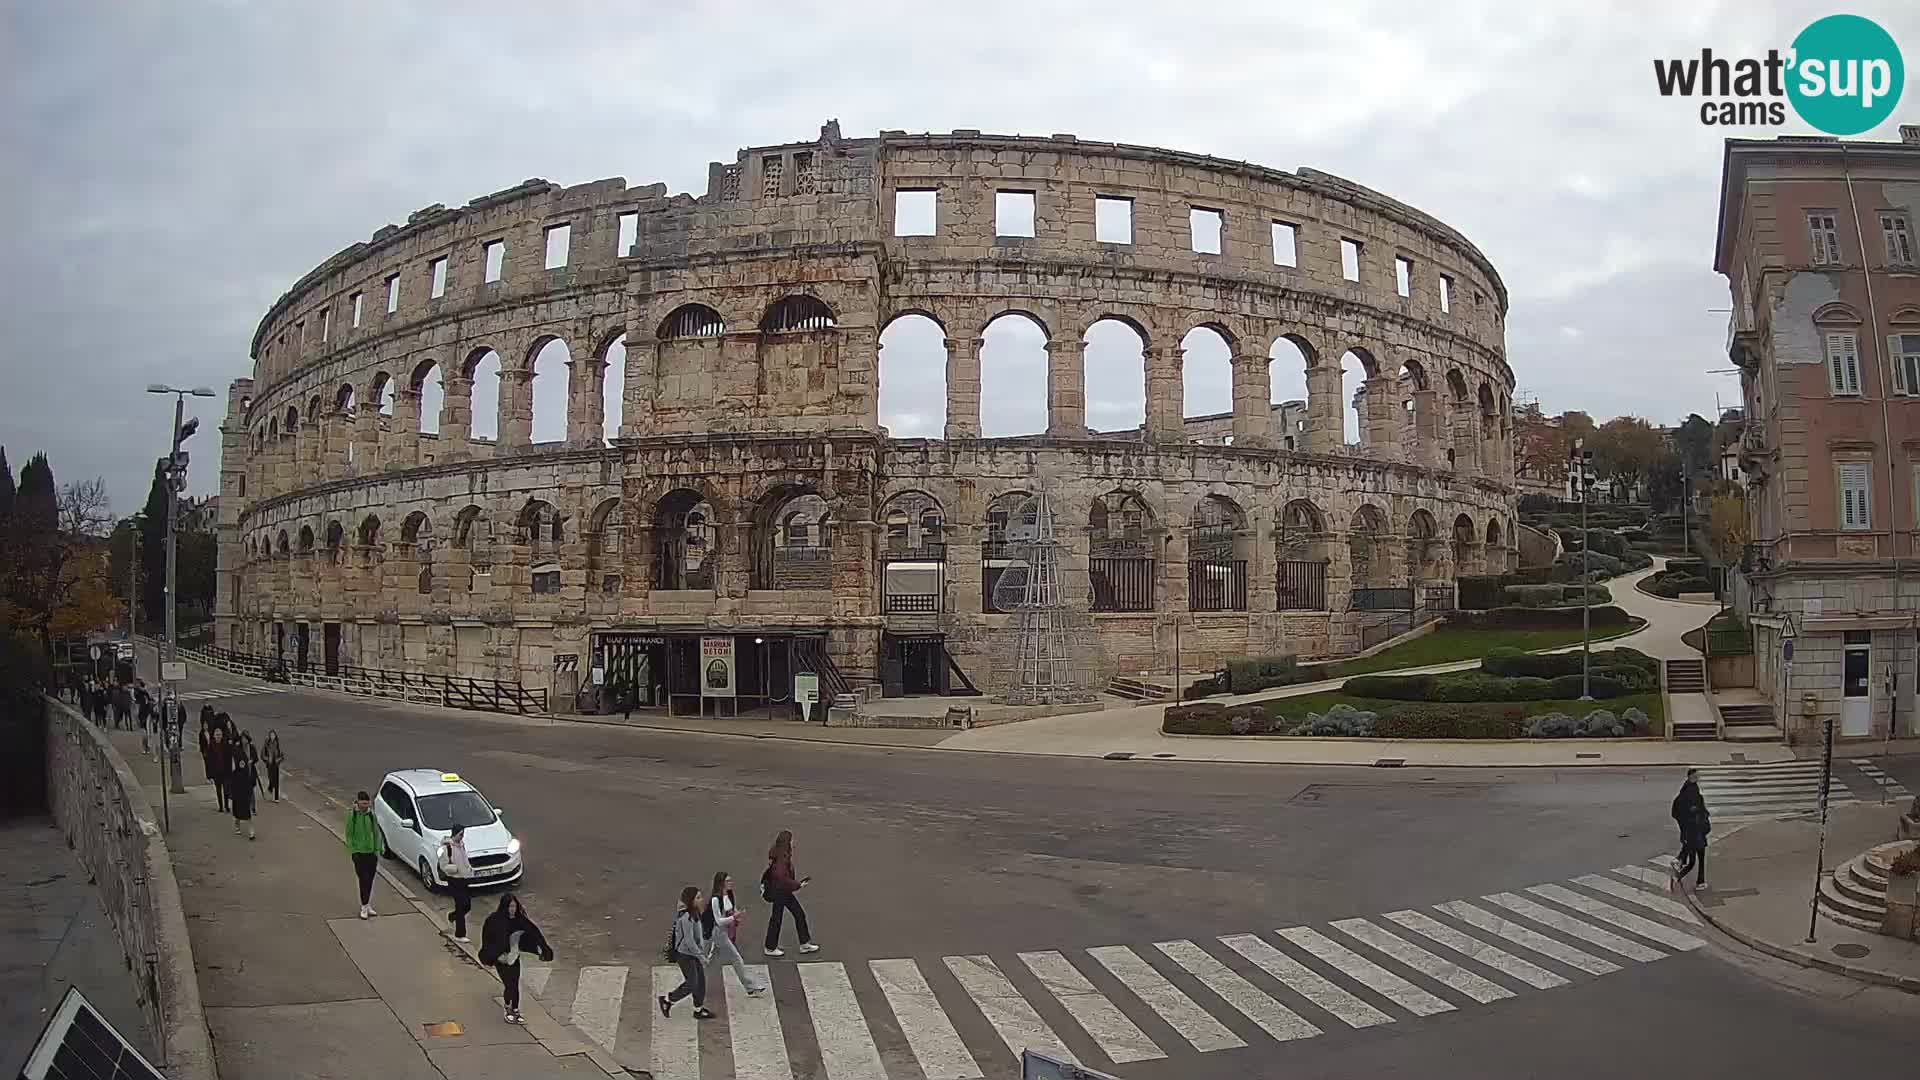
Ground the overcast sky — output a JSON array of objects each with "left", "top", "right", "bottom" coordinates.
[{"left": 6, "top": 1, "right": 1915, "bottom": 515}]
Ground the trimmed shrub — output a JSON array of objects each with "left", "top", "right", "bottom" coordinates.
[
  {"left": 1286, "top": 704, "right": 1379, "bottom": 737},
  {"left": 1340, "top": 673, "right": 1435, "bottom": 700},
  {"left": 1432, "top": 673, "right": 1516, "bottom": 701},
  {"left": 1184, "top": 671, "right": 1230, "bottom": 700},
  {"left": 1447, "top": 606, "right": 1633, "bottom": 631},
  {"left": 1507, "top": 676, "right": 1555, "bottom": 700},
  {"left": 1223, "top": 654, "right": 1335, "bottom": 694},
  {"left": 1545, "top": 673, "right": 1629, "bottom": 699},
  {"left": 1162, "top": 702, "right": 1227, "bottom": 734},
  {"left": 1580, "top": 709, "right": 1624, "bottom": 737},
  {"left": 1524, "top": 712, "right": 1581, "bottom": 738},
  {"left": 1374, "top": 703, "right": 1526, "bottom": 739},
  {"left": 1622, "top": 707, "right": 1651, "bottom": 735}
]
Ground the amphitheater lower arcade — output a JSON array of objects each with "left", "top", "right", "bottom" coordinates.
[{"left": 217, "top": 124, "right": 1517, "bottom": 710}]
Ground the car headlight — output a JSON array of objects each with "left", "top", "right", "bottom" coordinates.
[{"left": 506, "top": 838, "right": 521, "bottom": 855}]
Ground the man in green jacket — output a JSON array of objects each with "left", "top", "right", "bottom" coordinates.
[{"left": 346, "top": 791, "right": 385, "bottom": 918}]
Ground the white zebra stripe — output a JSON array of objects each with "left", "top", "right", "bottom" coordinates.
[
  {"left": 1329, "top": 918, "right": 1513, "bottom": 1005},
  {"left": 1435, "top": 901, "right": 1621, "bottom": 976},
  {"left": 519, "top": 963, "right": 551, "bottom": 998},
  {"left": 869, "top": 959, "right": 982, "bottom": 1080},
  {"left": 724, "top": 964, "right": 793, "bottom": 1080},
  {"left": 569, "top": 965, "right": 626, "bottom": 1052},
  {"left": 1276, "top": 926, "right": 1453, "bottom": 1017},
  {"left": 1526, "top": 885, "right": 1704, "bottom": 952},
  {"left": 1572, "top": 874, "right": 1698, "bottom": 923},
  {"left": 1154, "top": 939, "right": 1321, "bottom": 1043},
  {"left": 946, "top": 955, "right": 1077, "bottom": 1066},
  {"left": 1019, "top": 951, "right": 1164, "bottom": 1063},
  {"left": 1609, "top": 864, "right": 1676, "bottom": 890},
  {"left": 1480, "top": 893, "right": 1666, "bottom": 963},
  {"left": 799, "top": 963, "right": 888, "bottom": 1080},
  {"left": 1381, "top": 910, "right": 1570, "bottom": 990},
  {"left": 1218, "top": 933, "right": 1394, "bottom": 1029},
  {"left": 651, "top": 965, "right": 699, "bottom": 1080},
  {"left": 1086, "top": 946, "right": 1244, "bottom": 1053}
]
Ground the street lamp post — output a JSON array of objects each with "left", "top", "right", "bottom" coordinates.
[
  {"left": 148, "top": 384, "right": 214, "bottom": 819},
  {"left": 1572, "top": 439, "right": 1594, "bottom": 701}
]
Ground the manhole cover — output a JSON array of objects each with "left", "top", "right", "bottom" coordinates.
[
  {"left": 1576, "top": 752, "right": 1601, "bottom": 760},
  {"left": 1151, "top": 752, "right": 1176, "bottom": 759},
  {"left": 1103, "top": 752, "right": 1135, "bottom": 760},
  {"left": 1832, "top": 943, "right": 1871, "bottom": 960},
  {"left": 423, "top": 1021, "right": 465, "bottom": 1037},
  {"left": 1373, "top": 758, "right": 1405, "bottom": 768}
]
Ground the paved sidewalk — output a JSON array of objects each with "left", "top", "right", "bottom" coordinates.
[
  {"left": 1679, "top": 802, "right": 1920, "bottom": 992},
  {"left": 0, "top": 817, "right": 154, "bottom": 1076},
  {"left": 108, "top": 731, "right": 618, "bottom": 1080}
]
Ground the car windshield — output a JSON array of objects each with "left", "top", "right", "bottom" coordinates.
[{"left": 415, "top": 791, "right": 495, "bottom": 831}]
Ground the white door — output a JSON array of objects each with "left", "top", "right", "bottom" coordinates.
[{"left": 1842, "top": 637, "right": 1872, "bottom": 737}]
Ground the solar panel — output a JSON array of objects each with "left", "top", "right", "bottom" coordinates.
[{"left": 18, "top": 986, "right": 166, "bottom": 1080}]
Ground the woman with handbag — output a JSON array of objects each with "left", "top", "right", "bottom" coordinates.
[{"left": 762, "top": 830, "right": 818, "bottom": 957}]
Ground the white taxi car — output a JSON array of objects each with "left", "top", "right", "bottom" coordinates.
[{"left": 372, "top": 770, "right": 523, "bottom": 890}]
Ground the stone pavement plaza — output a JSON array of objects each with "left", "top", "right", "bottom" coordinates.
[{"left": 108, "top": 731, "right": 616, "bottom": 1080}]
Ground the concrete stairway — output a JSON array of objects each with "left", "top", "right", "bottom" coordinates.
[
  {"left": 1108, "top": 676, "right": 1173, "bottom": 702},
  {"left": 1818, "top": 841, "right": 1914, "bottom": 931},
  {"left": 1665, "top": 658, "right": 1706, "bottom": 693},
  {"left": 1719, "top": 702, "right": 1782, "bottom": 743}
]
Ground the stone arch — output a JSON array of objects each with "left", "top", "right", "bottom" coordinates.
[
  {"left": 753, "top": 485, "right": 832, "bottom": 590},
  {"left": 1084, "top": 317, "right": 1146, "bottom": 435},
  {"left": 1446, "top": 368, "right": 1469, "bottom": 400},
  {"left": 879, "top": 490, "right": 945, "bottom": 552},
  {"left": 1188, "top": 493, "right": 1250, "bottom": 611},
  {"left": 1090, "top": 489, "right": 1157, "bottom": 612},
  {"left": 306, "top": 395, "right": 323, "bottom": 425},
  {"left": 1399, "top": 358, "right": 1430, "bottom": 392},
  {"left": 760, "top": 294, "right": 837, "bottom": 333},
  {"left": 1486, "top": 516, "right": 1503, "bottom": 547},
  {"left": 335, "top": 383, "right": 357, "bottom": 414},
  {"left": 370, "top": 372, "right": 394, "bottom": 417},
  {"left": 1451, "top": 512, "right": 1479, "bottom": 576},
  {"left": 659, "top": 303, "right": 725, "bottom": 340},
  {"left": 527, "top": 336, "right": 570, "bottom": 444},
  {"left": 1268, "top": 334, "right": 1315, "bottom": 451},
  {"left": 1347, "top": 503, "right": 1390, "bottom": 588},
  {"left": 410, "top": 359, "right": 445, "bottom": 436},
  {"left": 882, "top": 308, "right": 948, "bottom": 334},
  {"left": 324, "top": 520, "right": 344, "bottom": 564},
  {"left": 358, "top": 514, "right": 382, "bottom": 549},
  {"left": 516, "top": 498, "right": 564, "bottom": 552},
  {"left": 878, "top": 313, "right": 946, "bottom": 438},
  {"left": 465, "top": 347, "right": 502, "bottom": 441},
  {"left": 653, "top": 487, "right": 716, "bottom": 591},
  {"left": 297, "top": 524, "right": 315, "bottom": 554},
  {"left": 283, "top": 405, "right": 298, "bottom": 434},
  {"left": 1181, "top": 324, "right": 1235, "bottom": 429},
  {"left": 275, "top": 529, "right": 289, "bottom": 556},
  {"left": 401, "top": 510, "right": 432, "bottom": 547},
  {"left": 1406, "top": 508, "right": 1441, "bottom": 582},
  {"left": 980, "top": 310, "right": 1051, "bottom": 437},
  {"left": 1337, "top": 350, "right": 1373, "bottom": 447},
  {"left": 587, "top": 497, "right": 625, "bottom": 595}
]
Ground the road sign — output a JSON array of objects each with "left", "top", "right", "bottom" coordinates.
[
  {"left": 1783, "top": 638, "right": 1795, "bottom": 664},
  {"left": 89, "top": 645, "right": 102, "bottom": 661},
  {"left": 161, "top": 661, "right": 187, "bottom": 682}
]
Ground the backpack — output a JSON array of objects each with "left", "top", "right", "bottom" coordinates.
[
  {"left": 760, "top": 866, "right": 774, "bottom": 902},
  {"left": 661, "top": 913, "right": 680, "bottom": 963}
]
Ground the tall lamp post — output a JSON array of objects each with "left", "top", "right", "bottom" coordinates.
[
  {"left": 124, "top": 512, "right": 143, "bottom": 641},
  {"left": 148, "top": 384, "right": 214, "bottom": 820},
  {"left": 1571, "top": 439, "right": 1595, "bottom": 700}
]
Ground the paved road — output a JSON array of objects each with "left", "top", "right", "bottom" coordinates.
[{"left": 144, "top": 648, "right": 1920, "bottom": 1078}]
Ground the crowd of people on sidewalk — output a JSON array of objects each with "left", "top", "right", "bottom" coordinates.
[
  {"left": 193, "top": 705, "right": 285, "bottom": 842},
  {"left": 658, "top": 828, "right": 822, "bottom": 1022}
]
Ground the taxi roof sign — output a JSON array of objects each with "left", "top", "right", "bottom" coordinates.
[{"left": 440, "top": 773, "right": 461, "bottom": 782}]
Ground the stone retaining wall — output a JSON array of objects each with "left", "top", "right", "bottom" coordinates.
[{"left": 43, "top": 698, "right": 216, "bottom": 1080}]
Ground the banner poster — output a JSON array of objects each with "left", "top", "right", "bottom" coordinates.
[{"left": 700, "top": 636, "right": 736, "bottom": 697}]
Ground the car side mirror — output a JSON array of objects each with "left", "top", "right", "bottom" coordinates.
[
  {"left": 494, "top": 808, "right": 505, "bottom": 818},
  {"left": 400, "top": 818, "right": 417, "bottom": 832}
]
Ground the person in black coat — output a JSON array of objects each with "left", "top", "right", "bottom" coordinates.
[
  {"left": 226, "top": 735, "right": 257, "bottom": 840},
  {"left": 1671, "top": 769, "right": 1709, "bottom": 887},
  {"left": 479, "top": 894, "right": 553, "bottom": 1025}
]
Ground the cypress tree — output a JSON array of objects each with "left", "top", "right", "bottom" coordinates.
[
  {"left": 139, "top": 458, "right": 170, "bottom": 628},
  {"left": 0, "top": 446, "right": 14, "bottom": 527}
]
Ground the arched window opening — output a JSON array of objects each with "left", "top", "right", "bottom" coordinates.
[
  {"left": 879, "top": 490, "right": 947, "bottom": 614},
  {"left": 761, "top": 295, "right": 836, "bottom": 333},
  {"left": 276, "top": 530, "right": 289, "bottom": 556},
  {"left": 413, "top": 361, "right": 445, "bottom": 436},
  {"left": 417, "top": 567, "right": 433, "bottom": 595},
  {"left": 878, "top": 314, "right": 946, "bottom": 438},
  {"left": 1269, "top": 336, "right": 1312, "bottom": 450},
  {"left": 1348, "top": 504, "right": 1391, "bottom": 592},
  {"left": 1084, "top": 318, "right": 1146, "bottom": 436},
  {"left": 530, "top": 338, "right": 570, "bottom": 444},
  {"left": 1188, "top": 495, "right": 1248, "bottom": 611},
  {"left": 530, "top": 563, "right": 562, "bottom": 595},
  {"left": 980, "top": 312, "right": 1048, "bottom": 437},
  {"left": 653, "top": 489, "right": 715, "bottom": 591},
  {"left": 1406, "top": 508, "right": 1441, "bottom": 585},
  {"left": 336, "top": 384, "right": 357, "bottom": 417},
  {"left": 588, "top": 498, "right": 625, "bottom": 595},
  {"left": 982, "top": 491, "right": 1040, "bottom": 613},
  {"left": 1180, "top": 326, "right": 1234, "bottom": 434},
  {"left": 1452, "top": 513, "right": 1480, "bottom": 577},
  {"left": 660, "top": 304, "right": 724, "bottom": 340},
  {"left": 467, "top": 349, "right": 501, "bottom": 441},
  {"left": 297, "top": 525, "right": 315, "bottom": 554},
  {"left": 1339, "top": 350, "right": 1370, "bottom": 447},
  {"left": 324, "top": 521, "right": 344, "bottom": 565},
  {"left": 755, "top": 489, "right": 831, "bottom": 589},
  {"left": 517, "top": 500, "right": 564, "bottom": 557},
  {"left": 358, "top": 515, "right": 382, "bottom": 550},
  {"left": 1089, "top": 491, "right": 1156, "bottom": 612},
  {"left": 602, "top": 334, "right": 626, "bottom": 444},
  {"left": 1277, "top": 499, "right": 1331, "bottom": 610},
  {"left": 455, "top": 505, "right": 493, "bottom": 573}
]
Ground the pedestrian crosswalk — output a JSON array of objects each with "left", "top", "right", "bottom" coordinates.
[
  {"left": 519, "top": 863, "right": 1706, "bottom": 1078},
  {"left": 1851, "top": 758, "right": 1912, "bottom": 800},
  {"left": 174, "top": 685, "right": 289, "bottom": 703},
  {"left": 1692, "top": 760, "right": 1857, "bottom": 823}
]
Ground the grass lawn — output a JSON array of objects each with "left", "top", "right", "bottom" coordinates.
[
  {"left": 1335, "top": 623, "right": 1642, "bottom": 676},
  {"left": 1257, "top": 689, "right": 1666, "bottom": 735}
]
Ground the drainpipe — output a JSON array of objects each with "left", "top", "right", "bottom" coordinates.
[{"left": 1841, "top": 148, "right": 1906, "bottom": 754}]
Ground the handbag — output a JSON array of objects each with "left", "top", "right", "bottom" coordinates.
[{"left": 760, "top": 866, "right": 774, "bottom": 902}]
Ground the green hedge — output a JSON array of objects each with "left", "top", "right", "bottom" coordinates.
[
  {"left": 1339, "top": 646, "right": 1654, "bottom": 703},
  {"left": 1447, "top": 606, "right": 1634, "bottom": 630},
  {"left": 1222, "top": 654, "right": 1335, "bottom": 695},
  {"left": 1482, "top": 646, "right": 1658, "bottom": 679},
  {"left": 1374, "top": 703, "right": 1526, "bottom": 739},
  {"left": 1164, "top": 702, "right": 1275, "bottom": 735}
]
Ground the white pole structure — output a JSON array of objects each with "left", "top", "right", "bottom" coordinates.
[{"left": 149, "top": 384, "right": 215, "bottom": 824}]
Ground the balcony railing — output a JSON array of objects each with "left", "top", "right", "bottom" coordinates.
[{"left": 1188, "top": 558, "right": 1248, "bottom": 612}]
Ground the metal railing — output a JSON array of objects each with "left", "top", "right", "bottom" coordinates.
[
  {"left": 1090, "top": 557, "right": 1156, "bottom": 613},
  {"left": 143, "top": 636, "right": 548, "bottom": 714},
  {"left": 883, "top": 591, "right": 941, "bottom": 614},
  {"left": 1277, "top": 560, "right": 1328, "bottom": 611},
  {"left": 1188, "top": 558, "right": 1248, "bottom": 612},
  {"left": 1348, "top": 586, "right": 1414, "bottom": 611}
]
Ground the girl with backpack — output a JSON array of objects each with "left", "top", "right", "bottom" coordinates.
[
  {"left": 704, "top": 872, "right": 767, "bottom": 996},
  {"left": 762, "top": 830, "right": 818, "bottom": 957},
  {"left": 657, "top": 887, "right": 715, "bottom": 1020}
]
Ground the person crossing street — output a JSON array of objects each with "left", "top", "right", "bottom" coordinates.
[
  {"left": 705, "top": 871, "right": 768, "bottom": 996},
  {"left": 658, "top": 886, "right": 716, "bottom": 1020},
  {"left": 762, "top": 829, "right": 819, "bottom": 957},
  {"left": 1671, "top": 768, "right": 1710, "bottom": 888},
  {"left": 439, "top": 825, "right": 474, "bottom": 942}
]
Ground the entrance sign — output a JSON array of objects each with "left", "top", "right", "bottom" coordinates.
[
  {"left": 700, "top": 636, "right": 736, "bottom": 697},
  {"left": 591, "top": 666, "right": 606, "bottom": 685}
]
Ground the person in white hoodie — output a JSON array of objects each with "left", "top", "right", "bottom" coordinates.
[
  {"left": 438, "top": 825, "right": 474, "bottom": 942},
  {"left": 703, "top": 871, "right": 768, "bottom": 996}
]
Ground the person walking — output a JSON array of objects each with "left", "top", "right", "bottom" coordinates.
[
  {"left": 197, "top": 706, "right": 216, "bottom": 786},
  {"left": 226, "top": 738, "right": 257, "bottom": 840},
  {"left": 260, "top": 731, "right": 285, "bottom": 801},
  {"left": 705, "top": 871, "right": 767, "bottom": 996},
  {"left": 207, "top": 727, "right": 231, "bottom": 813},
  {"left": 762, "top": 829, "right": 818, "bottom": 957},
  {"left": 345, "top": 791, "right": 385, "bottom": 918},
  {"left": 438, "top": 825, "right": 474, "bottom": 942},
  {"left": 133, "top": 680, "right": 153, "bottom": 749},
  {"left": 479, "top": 893, "right": 553, "bottom": 1025},
  {"left": 111, "top": 681, "right": 131, "bottom": 730},
  {"left": 658, "top": 886, "right": 715, "bottom": 1020},
  {"left": 1671, "top": 768, "right": 1710, "bottom": 888}
]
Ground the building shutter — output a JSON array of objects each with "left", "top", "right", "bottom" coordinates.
[
  {"left": 1828, "top": 333, "right": 1861, "bottom": 395},
  {"left": 1839, "top": 462, "right": 1871, "bottom": 529},
  {"left": 1895, "top": 335, "right": 1909, "bottom": 395}
]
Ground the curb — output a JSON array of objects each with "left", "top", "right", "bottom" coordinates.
[
  {"left": 277, "top": 770, "right": 627, "bottom": 1077},
  {"left": 1676, "top": 859, "right": 1920, "bottom": 995}
]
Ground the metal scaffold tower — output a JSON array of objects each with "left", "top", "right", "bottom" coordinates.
[{"left": 991, "top": 491, "right": 1104, "bottom": 705}]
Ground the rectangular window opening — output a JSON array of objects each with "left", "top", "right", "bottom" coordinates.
[
  {"left": 294, "top": 319, "right": 304, "bottom": 343},
  {"left": 351, "top": 292, "right": 363, "bottom": 327},
  {"left": 1827, "top": 332, "right": 1862, "bottom": 396},
  {"left": 1095, "top": 196, "right": 1133, "bottom": 244},
  {"left": 1440, "top": 274, "right": 1453, "bottom": 313},
  {"left": 893, "top": 189, "right": 936, "bottom": 236},
  {"left": 1340, "top": 238, "right": 1362, "bottom": 282},
  {"left": 1394, "top": 256, "right": 1412, "bottom": 297},
  {"left": 543, "top": 223, "right": 571, "bottom": 270},
  {"left": 617, "top": 212, "right": 639, "bottom": 256},
  {"left": 429, "top": 256, "right": 448, "bottom": 299},
  {"left": 1808, "top": 211, "right": 1842, "bottom": 266},
  {"left": 1840, "top": 461, "right": 1872, "bottom": 530},
  {"left": 483, "top": 240, "right": 504, "bottom": 283},
  {"left": 995, "top": 191, "right": 1036, "bottom": 238},
  {"left": 320, "top": 308, "right": 330, "bottom": 343},
  {"left": 1897, "top": 333, "right": 1920, "bottom": 396},
  {"left": 1190, "top": 207, "right": 1223, "bottom": 255},
  {"left": 1271, "top": 221, "right": 1297, "bottom": 267},
  {"left": 1883, "top": 212, "right": 1916, "bottom": 266},
  {"left": 385, "top": 274, "right": 400, "bottom": 314}
]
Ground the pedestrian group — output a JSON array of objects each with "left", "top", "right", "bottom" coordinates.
[{"left": 658, "top": 828, "right": 821, "bottom": 1022}]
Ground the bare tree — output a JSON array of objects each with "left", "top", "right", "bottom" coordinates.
[{"left": 60, "top": 477, "right": 113, "bottom": 539}]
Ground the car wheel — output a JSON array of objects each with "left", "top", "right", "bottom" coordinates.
[
  {"left": 382, "top": 840, "right": 393, "bottom": 858},
  {"left": 418, "top": 856, "right": 439, "bottom": 893}
]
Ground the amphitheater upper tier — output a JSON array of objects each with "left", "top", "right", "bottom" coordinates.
[{"left": 217, "top": 121, "right": 1520, "bottom": 707}]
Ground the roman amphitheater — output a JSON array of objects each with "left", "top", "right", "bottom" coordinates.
[{"left": 215, "top": 121, "right": 1517, "bottom": 714}]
